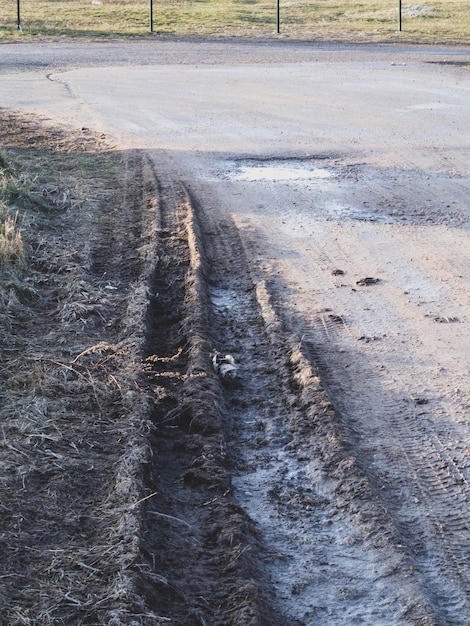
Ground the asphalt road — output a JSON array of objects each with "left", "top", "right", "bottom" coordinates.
[{"left": 1, "top": 40, "right": 469, "bottom": 175}]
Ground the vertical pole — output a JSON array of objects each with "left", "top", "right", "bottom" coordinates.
[
  {"left": 276, "top": 0, "right": 280, "bottom": 34},
  {"left": 150, "top": 0, "right": 153, "bottom": 32},
  {"left": 17, "top": 0, "right": 21, "bottom": 30},
  {"left": 398, "top": 0, "right": 402, "bottom": 31}
]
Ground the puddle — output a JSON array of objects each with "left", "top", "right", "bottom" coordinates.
[
  {"left": 211, "top": 158, "right": 457, "bottom": 228},
  {"left": 232, "top": 161, "right": 333, "bottom": 182}
]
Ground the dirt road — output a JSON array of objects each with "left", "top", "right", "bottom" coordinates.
[{"left": 1, "top": 40, "right": 470, "bottom": 624}]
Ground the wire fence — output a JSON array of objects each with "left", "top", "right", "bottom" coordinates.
[{"left": 0, "top": 0, "right": 469, "bottom": 42}]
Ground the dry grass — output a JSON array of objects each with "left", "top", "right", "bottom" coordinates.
[
  {"left": 0, "top": 112, "right": 164, "bottom": 624},
  {"left": 0, "top": 206, "right": 24, "bottom": 268},
  {"left": 0, "top": 148, "right": 78, "bottom": 269},
  {"left": 0, "top": 0, "right": 468, "bottom": 42},
  {"left": 0, "top": 156, "right": 24, "bottom": 267}
]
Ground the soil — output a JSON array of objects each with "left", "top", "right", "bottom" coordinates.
[{"left": 0, "top": 107, "right": 469, "bottom": 626}]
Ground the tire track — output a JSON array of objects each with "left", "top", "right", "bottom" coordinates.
[
  {"left": 139, "top": 155, "right": 469, "bottom": 623},
  {"left": 279, "top": 222, "right": 470, "bottom": 624},
  {"left": 137, "top": 159, "right": 282, "bottom": 625},
  {"left": 193, "top": 193, "right": 435, "bottom": 625}
]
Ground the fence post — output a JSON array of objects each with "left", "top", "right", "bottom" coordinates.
[{"left": 17, "top": 0, "right": 21, "bottom": 30}]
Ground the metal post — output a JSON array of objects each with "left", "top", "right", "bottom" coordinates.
[
  {"left": 398, "top": 0, "right": 402, "bottom": 31},
  {"left": 17, "top": 0, "right": 21, "bottom": 31},
  {"left": 150, "top": 0, "right": 153, "bottom": 32},
  {"left": 276, "top": 0, "right": 280, "bottom": 34}
]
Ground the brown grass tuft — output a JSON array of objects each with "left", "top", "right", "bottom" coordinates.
[{"left": 0, "top": 205, "right": 24, "bottom": 268}]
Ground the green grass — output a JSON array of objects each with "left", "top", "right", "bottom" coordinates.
[{"left": 0, "top": 0, "right": 469, "bottom": 42}]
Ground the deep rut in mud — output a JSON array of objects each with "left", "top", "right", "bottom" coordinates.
[
  {"left": 137, "top": 169, "right": 279, "bottom": 625},
  {"left": 136, "top": 158, "right": 438, "bottom": 625}
]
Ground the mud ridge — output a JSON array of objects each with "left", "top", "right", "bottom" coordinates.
[
  {"left": 256, "top": 279, "right": 397, "bottom": 536},
  {"left": 0, "top": 120, "right": 166, "bottom": 625}
]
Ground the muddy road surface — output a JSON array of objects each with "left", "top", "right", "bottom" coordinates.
[{"left": 1, "top": 40, "right": 470, "bottom": 624}]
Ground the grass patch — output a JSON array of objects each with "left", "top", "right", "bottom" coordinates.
[
  {"left": 0, "top": 111, "right": 159, "bottom": 624},
  {"left": 0, "top": 206, "right": 24, "bottom": 268},
  {"left": 0, "top": 154, "right": 26, "bottom": 268},
  {"left": 0, "top": 0, "right": 469, "bottom": 42},
  {"left": 0, "top": 116, "right": 116, "bottom": 314}
]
